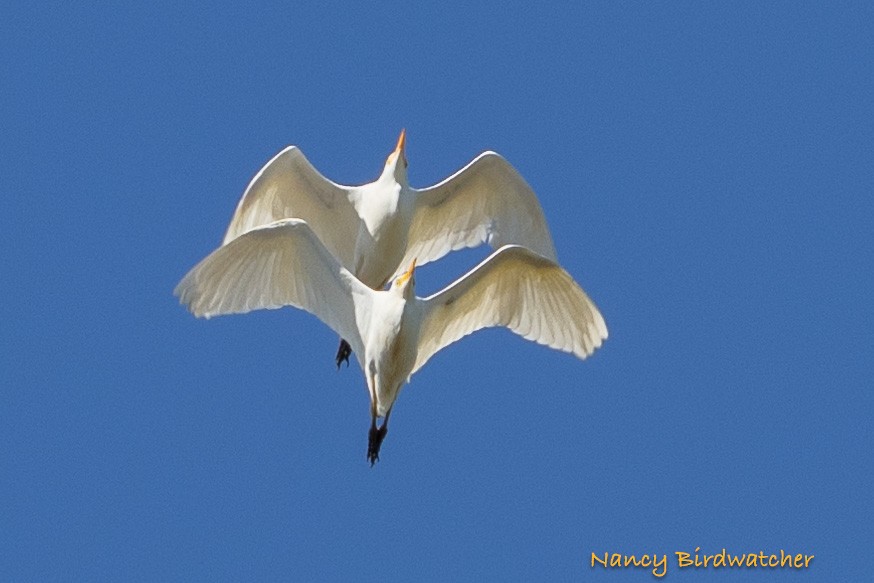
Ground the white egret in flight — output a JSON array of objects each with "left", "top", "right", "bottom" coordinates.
[
  {"left": 175, "top": 219, "right": 607, "bottom": 465},
  {"left": 221, "top": 130, "right": 558, "bottom": 368}
]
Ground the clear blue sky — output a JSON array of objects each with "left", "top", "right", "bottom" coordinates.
[{"left": 2, "top": 2, "right": 871, "bottom": 581}]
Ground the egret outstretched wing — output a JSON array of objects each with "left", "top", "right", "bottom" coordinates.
[
  {"left": 176, "top": 218, "right": 370, "bottom": 358},
  {"left": 222, "top": 147, "right": 360, "bottom": 270},
  {"left": 395, "top": 152, "right": 557, "bottom": 280},
  {"left": 412, "top": 245, "right": 606, "bottom": 375}
]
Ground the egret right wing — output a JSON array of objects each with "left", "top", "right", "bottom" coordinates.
[
  {"left": 412, "top": 245, "right": 607, "bottom": 375},
  {"left": 176, "top": 219, "right": 371, "bottom": 357},
  {"left": 394, "top": 152, "right": 557, "bottom": 280},
  {"left": 222, "top": 147, "right": 360, "bottom": 270}
]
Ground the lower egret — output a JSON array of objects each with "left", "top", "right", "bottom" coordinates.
[{"left": 176, "top": 219, "right": 606, "bottom": 464}]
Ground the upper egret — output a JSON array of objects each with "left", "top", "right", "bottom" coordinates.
[
  {"left": 175, "top": 219, "right": 606, "bottom": 465},
  {"left": 220, "top": 130, "right": 558, "bottom": 367}
]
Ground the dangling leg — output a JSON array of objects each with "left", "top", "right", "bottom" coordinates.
[
  {"left": 366, "top": 370, "right": 380, "bottom": 465},
  {"left": 367, "top": 396, "right": 381, "bottom": 466},
  {"left": 367, "top": 405, "right": 392, "bottom": 467},
  {"left": 335, "top": 338, "right": 352, "bottom": 369},
  {"left": 365, "top": 370, "right": 393, "bottom": 466},
  {"left": 367, "top": 415, "right": 380, "bottom": 466},
  {"left": 378, "top": 405, "right": 391, "bottom": 449}
]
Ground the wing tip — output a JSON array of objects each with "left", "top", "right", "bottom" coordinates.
[{"left": 267, "top": 144, "right": 303, "bottom": 164}]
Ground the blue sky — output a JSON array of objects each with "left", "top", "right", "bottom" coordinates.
[{"left": 2, "top": 2, "right": 871, "bottom": 581}]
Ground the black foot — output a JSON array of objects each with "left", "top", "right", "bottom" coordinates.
[
  {"left": 335, "top": 339, "right": 352, "bottom": 369},
  {"left": 367, "top": 423, "right": 388, "bottom": 467}
]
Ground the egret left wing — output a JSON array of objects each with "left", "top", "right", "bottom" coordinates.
[
  {"left": 175, "top": 219, "right": 371, "bottom": 358},
  {"left": 412, "top": 245, "right": 606, "bottom": 375},
  {"left": 222, "top": 147, "right": 360, "bottom": 271},
  {"left": 394, "top": 152, "right": 557, "bottom": 280}
]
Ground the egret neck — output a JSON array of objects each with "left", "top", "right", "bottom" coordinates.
[{"left": 350, "top": 129, "right": 414, "bottom": 289}]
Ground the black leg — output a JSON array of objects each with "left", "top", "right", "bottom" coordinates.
[
  {"left": 367, "top": 418, "right": 382, "bottom": 466},
  {"left": 335, "top": 338, "right": 352, "bottom": 369},
  {"left": 366, "top": 407, "right": 392, "bottom": 467}
]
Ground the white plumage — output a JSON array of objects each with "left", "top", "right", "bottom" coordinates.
[
  {"left": 221, "top": 131, "right": 558, "bottom": 367},
  {"left": 175, "top": 219, "right": 607, "bottom": 464},
  {"left": 222, "top": 130, "right": 556, "bottom": 292}
]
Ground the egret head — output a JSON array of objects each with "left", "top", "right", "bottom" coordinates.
[
  {"left": 393, "top": 257, "right": 417, "bottom": 297},
  {"left": 382, "top": 129, "right": 408, "bottom": 183}
]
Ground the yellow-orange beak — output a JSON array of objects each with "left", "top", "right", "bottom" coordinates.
[
  {"left": 395, "top": 257, "right": 417, "bottom": 286},
  {"left": 395, "top": 128, "right": 406, "bottom": 154}
]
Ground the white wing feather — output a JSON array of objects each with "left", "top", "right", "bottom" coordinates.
[
  {"left": 222, "top": 147, "right": 360, "bottom": 271},
  {"left": 175, "top": 219, "right": 370, "bottom": 358},
  {"left": 412, "top": 245, "right": 607, "bottom": 375},
  {"left": 395, "top": 152, "right": 558, "bottom": 280}
]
